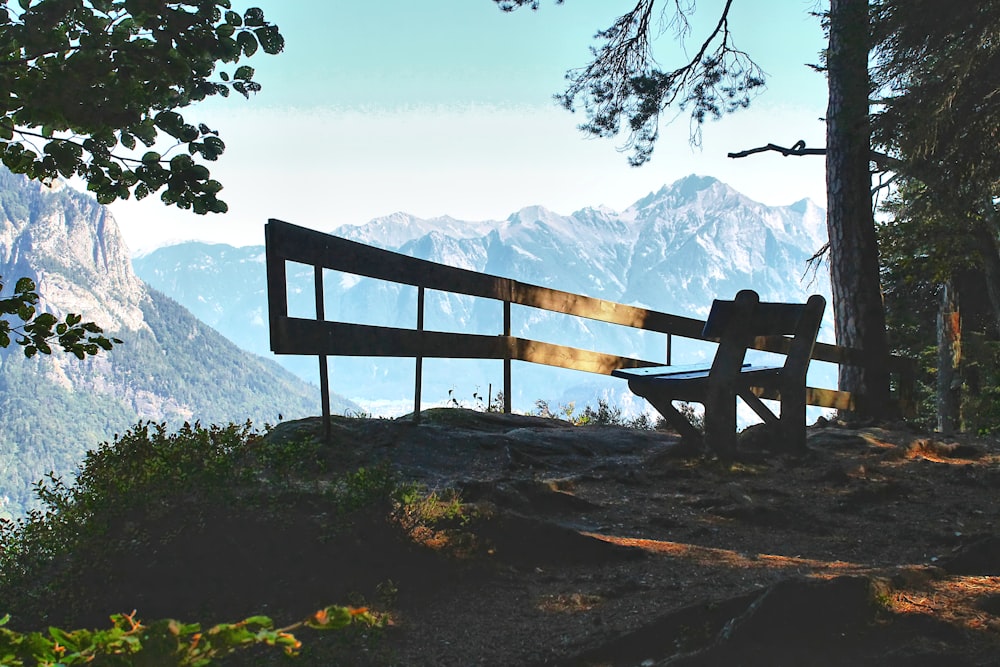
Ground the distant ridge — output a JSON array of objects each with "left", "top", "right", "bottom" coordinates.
[{"left": 135, "top": 174, "right": 832, "bottom": 413}]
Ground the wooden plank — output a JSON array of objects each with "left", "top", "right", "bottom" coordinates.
[
  {"left": 271, "top": 318, "right": 509, "bottom": 358},
  {"left": 513, "top": 338, "right": 655, "bottom": 375},
  {"left": 748, "top": 385, "right": 855, "bottom": 411},
  {"left": 268, "top": 219, "right": 514, "bottom": 298},
  {"left": 510, "top": 282, "right": 705, "bottom": 338},
  {"left": 271, "top": 317, "right": 661, "bottom": 374},
  {"left": 267, "top": 219, "right": 704, "bottom": 337}
]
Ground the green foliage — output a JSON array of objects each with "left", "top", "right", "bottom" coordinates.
[
  {"left": 871, "top": 0, "right": 1000, "bottom": 205},
  {"left": 0, "top": 1, "right": 283, "bottom": 213},
  {"left": 879, "top": 181, "right": 1000, "bottom": 433},
  {"left": 0, "top": 421, "right": 399, "bottom": 638},
  {"left": 0, "top": 275, "right": 121, "bottom": 358},
  {"left": 0, "top": 605, "right": 377, "bottom": 666},
  {"left": 0, "top": 421, "right": 258, "bottom": 592}
]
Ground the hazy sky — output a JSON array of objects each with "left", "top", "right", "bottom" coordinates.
[{"left": 109, "top": 1, "right": 830, "bottom": 255}]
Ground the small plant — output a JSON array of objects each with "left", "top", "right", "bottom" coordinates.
[
  {"left": 448, "top": 387, "right": 506, "bottom": 412},
  {"left": 392, "top": 485, "right": 468, "bottom": 529},
  {"left": 391, "top": 485, "right": 484, "bottom": 557},
  {"left": 576, "top": 399, "right": 624, "bottom": 426},
  {"left": 528, "top": 399, "right": 579, "bottom": 421}
]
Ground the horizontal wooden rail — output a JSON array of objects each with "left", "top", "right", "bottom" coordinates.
[{"left": 265, "top": 218, "right": 916, "bottom": 420}]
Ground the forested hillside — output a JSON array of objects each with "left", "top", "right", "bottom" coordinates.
[{"left": 0, "top": 172, "right": 353, "bottom": 518}]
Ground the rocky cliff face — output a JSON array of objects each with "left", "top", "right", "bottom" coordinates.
[
  {"left": 0, "top": 172, "right": 145, "bottom": 332},
  {"left": 0, "top": 171, "right": 346, "bottom": 518}
]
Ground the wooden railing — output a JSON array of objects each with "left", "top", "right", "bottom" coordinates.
[{"left": 265, "top": 219, "right": 916, "bottom": 433}]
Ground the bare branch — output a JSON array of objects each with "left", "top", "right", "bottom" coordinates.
[
  {"left": 558, "top": 0, "right": 765, "bottom": 166},
  {"left": 728, "top": 140, "right": 826, "bottom": 158}
]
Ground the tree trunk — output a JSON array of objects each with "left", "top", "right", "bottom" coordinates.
[
  {"left": 972, "top": 195, "right": 1000, "bottom": 336},
  {"left": 936, "top": 282, "right": 961, "bottom": 434},
  {"left": 826, "top": 0, "right": 893, "bottom": 418}
]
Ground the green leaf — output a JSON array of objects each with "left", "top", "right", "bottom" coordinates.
[
  {"left": 14, "top": 277, "right": 35, "bottom": 293},
  {"left": 254, "top": 25, "right": 285, "bottom": 54},
  {"left": 243, "top": 7, "right": 265, "bottom": 26},
  {"left": 141, "top": 151, "right": 161, "bottom": 164},
  {"left": 237, "top": 30, "right": 257, "bottom": 56},
  {"left": 154, "top": 111, "right": 183, "bottom": 134},
  {"left": 234, "top": 65, "right": 254, "bottom": 80}
]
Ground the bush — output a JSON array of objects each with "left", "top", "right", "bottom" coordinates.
[{"left": 0, "top": 422, "right": 399, "bottom": 631}]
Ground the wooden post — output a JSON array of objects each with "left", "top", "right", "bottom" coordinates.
[
  {"left": 503, "top": 300, "right": 511, "bottom": 413},
  {"left": 937, "top": 282, "right": 961, "bottom": 434},
  {"left": 314, "top": 265, "right": 331, "bottom": 444},
  {"left": 414, "top": 286, "right": 425, "bottom": 424}
]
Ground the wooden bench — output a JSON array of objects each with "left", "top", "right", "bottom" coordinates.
[{"left": 612, "top": 289, "right": 826, "bottom": 458}]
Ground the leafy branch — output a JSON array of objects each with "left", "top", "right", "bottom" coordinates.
[
  {"left": 0, "top": 605, "right": 380, "bottom": 665},
  {"left": 0, "top": 1, "right": 284, "bottom": 214},
  {"left": 0, "top": 276, "right": 121, "bottom": 359}
]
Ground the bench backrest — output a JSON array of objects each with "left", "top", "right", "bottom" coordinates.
[{"left": 704, "top": 289, "right": 826, "bottom": 385}]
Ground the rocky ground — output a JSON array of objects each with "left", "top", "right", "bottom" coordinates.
[
  {"left": 244, "top": 409, "right": 1000, "bottom": 666},
  {"left": 23, "top": 408, "right": 999, "bottom": 666}
]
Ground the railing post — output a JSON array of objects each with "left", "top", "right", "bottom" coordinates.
[
  {"left": 503, "top": 300, "right": 511, "bottom": 413},
  {"left": 314, "top": 265, "right": 331, "bottom": 445},
  {"left": 414, "top": 286, "right": 425, "bottom": 424},
  {"left": 666, "top": 332, "right": 673, "bottom": 365}
]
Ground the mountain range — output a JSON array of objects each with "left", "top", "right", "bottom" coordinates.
[
  {"left": 134, "top": 175, "right": 835, "bottom": 414},
  {"left": 0, "top": 171, "right": 354, "bottom": 518}
]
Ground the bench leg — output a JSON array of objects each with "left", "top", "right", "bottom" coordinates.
[
  {"left": 633, "top": 389, "right": 704, "bottom": 450},
  {"left": 737, "top": 388, "right": 779, "bottom": 425},
  {"left": 779, "top": 387, "right": 808, "bottom": 452},
  {"left": 704, "top": 388, "right": 738, "bottom": 460}
]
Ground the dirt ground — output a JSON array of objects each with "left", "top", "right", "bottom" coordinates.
[
  {"left": 32, "top": 408, "right": 1000, "bottom": 665},
  {"left": 241, "top": 409, "right": 1000, "bottom": 666}
]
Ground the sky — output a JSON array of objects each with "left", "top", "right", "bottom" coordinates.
[{"left": 107, "top": 0, "right": 831, "bottom": 256}]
